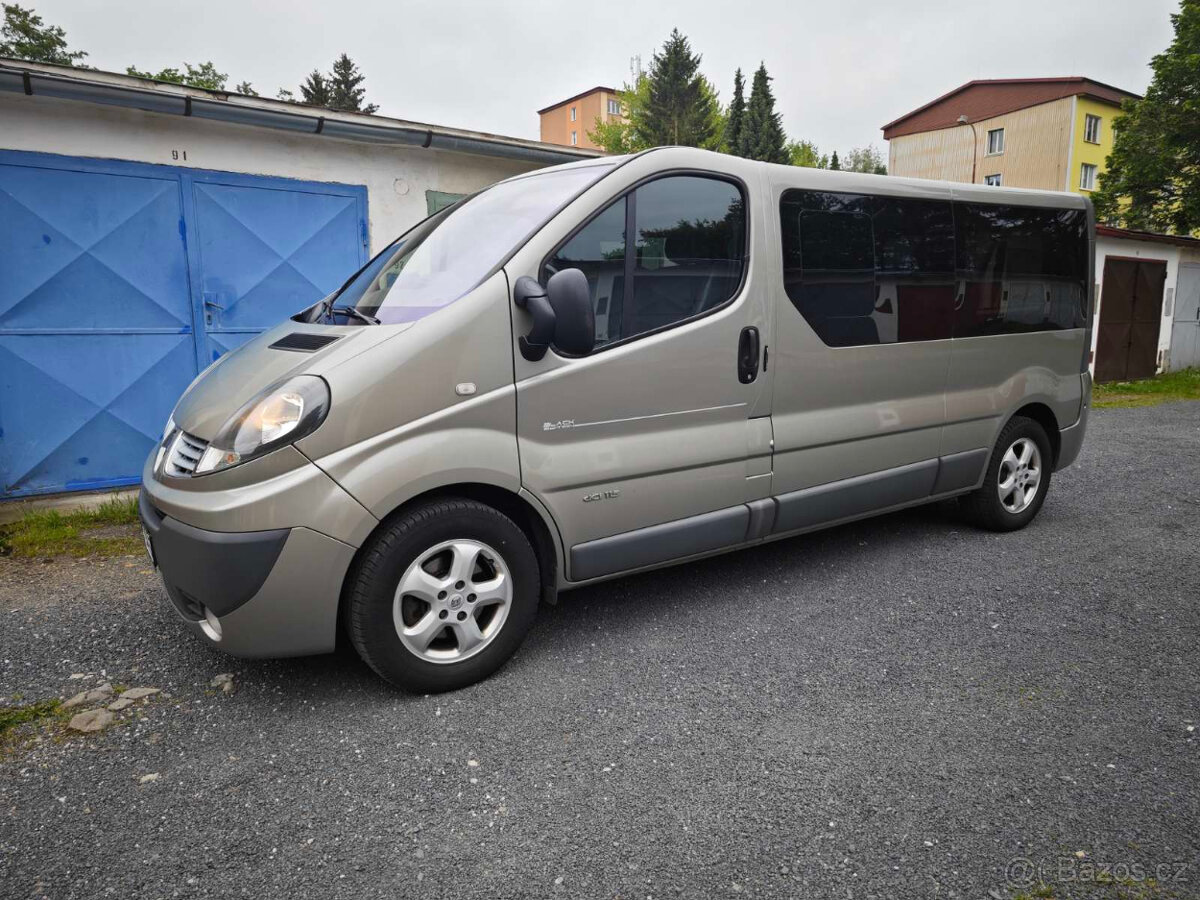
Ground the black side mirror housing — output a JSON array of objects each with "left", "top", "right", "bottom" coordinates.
[
  {"left": 514, "top": 269, "right": 595, "bottom": 360},
  {"left": 545, "top": 268, "right": 595, "bottom": 356}
]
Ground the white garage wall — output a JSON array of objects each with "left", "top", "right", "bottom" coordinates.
[
  {"left": 0, "top": 92, "right": 540, "bottom": 255},
  {"left": 1092, "top": 236, "right": 1185, "bottom": 376}
]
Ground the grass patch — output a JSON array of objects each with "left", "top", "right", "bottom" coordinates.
[
  {"left": 0, "top": 699, "right": 61, "bottom": 735},
  {"left": 0, "top": 495, "right": 141, "bottom": 558},
  {"left": 1093, "top": 368, "right": 1200, "bottom": 408}
]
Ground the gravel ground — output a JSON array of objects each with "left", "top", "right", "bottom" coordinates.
[{"left": 1, "top": 403, "right": 1198, "bottom": 900}]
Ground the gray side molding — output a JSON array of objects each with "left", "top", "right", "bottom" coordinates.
[
  {"left": 932, "top": 448, "right": 989, "bottom": 494},
  {"left": 773, "top": 459, "right": 939, "bottom": 534},
  {"left": 570, "top": 505, "right": 750, "bottom": 581},
  {"left": 567, "top": 452, "right": 992, "bottom": 583}
]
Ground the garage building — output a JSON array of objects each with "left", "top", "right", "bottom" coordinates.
[
  {"left": 0, "top": 60, "right": 597, "bottom": 499},
  {"left": 1092, "top": 226, "right": 1200, "bottom": 382}
]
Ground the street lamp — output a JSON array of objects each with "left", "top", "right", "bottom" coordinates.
[{"left": 957, "top": 114, "right": 978, "bottom": 184}]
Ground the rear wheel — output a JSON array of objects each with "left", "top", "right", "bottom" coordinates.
[
  {"left": 347, "top": 499, "right": 540, "bottom": 692},
  {"left": 960, "top": 416, "right": 1053, "bottom": 532}
]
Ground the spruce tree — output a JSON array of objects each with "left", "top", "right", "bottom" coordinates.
[
  {"left": 737, "top": 63, "right": 788, "bottom": 163},
  {"left": 636, "top": 29, "right": 719, "bottom": 148},
  {"left": 724, "top": 68, "right": 746, "bottom": 155},
  {"left": 300, "top": 70, "right": 331, "bottom": 107},
  {"left": 329, "top": 53, "right": 379, "bottom": 115},
  {"left": 830, "top": 150, "right": 841, "bottom": 170}
]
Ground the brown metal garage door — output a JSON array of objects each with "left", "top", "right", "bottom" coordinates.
[{"left": 1095, "top": 257, "right": 1166, "bottom": 382}]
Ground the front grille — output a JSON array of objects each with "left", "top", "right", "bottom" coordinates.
[{"left": 165, "top": 430, "right": 209, "bottom": 477}]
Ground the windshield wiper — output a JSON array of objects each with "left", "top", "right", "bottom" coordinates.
[{"left": 329, "top": 305, "right": 380, "bottom": 325}]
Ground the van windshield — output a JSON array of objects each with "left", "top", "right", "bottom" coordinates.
[{"left": 337, "top": 163, "right": 614, "bottom": 324}]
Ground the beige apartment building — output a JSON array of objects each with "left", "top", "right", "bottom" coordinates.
[
  {"left": 538, "top": 86, "right": 625, "bottom": 150},
  {"left": 882, "top": 78, "right": 1138, "bottom": 195}
]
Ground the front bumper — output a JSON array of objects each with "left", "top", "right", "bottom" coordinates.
[
  {"left": 140, "top": 490, "right": 356, "bottom": 657},
  {"left": 139, "top": 444, "right": 376, "bottom": 657}
]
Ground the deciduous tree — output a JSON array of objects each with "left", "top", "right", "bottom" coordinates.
[
  {"left": 843, "top": 145, "right": 887, "bottom": 175},
  {"left": 126, "top": 61, "right": 227, "bottom": 91},
  {"left": 787, "top": 140, "right": 828, "bottom": 168},
  {"left": 0, "top": 3, "right": 86, "bottom": 65},
  {"left": 1092, "top": 0, "right": 1200, "bottom": 233}
]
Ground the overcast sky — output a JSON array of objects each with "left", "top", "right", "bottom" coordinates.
[{"left": 32, "top": 0, "right": 1178, "bottom": 153}]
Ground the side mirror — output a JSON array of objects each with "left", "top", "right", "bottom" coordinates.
[
  {"left": 513, "top": 270, "right": 595, "bottom": 360},
  {"left": 546, "top": 268, "right": 595, "bottom": 356}
]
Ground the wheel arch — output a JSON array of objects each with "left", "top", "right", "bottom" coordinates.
[
  {"left": 1008, "top": 401, "right": 1062, "bottom": 467},
  {"left": 337, "top": 482, "right": 563, "bottom": 648}
]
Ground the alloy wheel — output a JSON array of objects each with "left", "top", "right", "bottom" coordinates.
[{"left": 392, "top": 539, "right": 513, "bottom": 664}]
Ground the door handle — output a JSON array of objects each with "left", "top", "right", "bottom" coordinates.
[
  {"left": 203, "top": 292, "right": 223, "bottom": 310},
  {"left": 737, "top": 326, "right": 760, "bottom": 384}
]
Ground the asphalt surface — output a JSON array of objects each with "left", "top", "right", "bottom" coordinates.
[{"left": 2, "top": 403, "right": 1198, "bottom": 900}]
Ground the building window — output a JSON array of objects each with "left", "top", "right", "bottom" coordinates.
[
  {"left": 425, "top": 189, "right": 468, "bottom": 215},
  {"left": 570, "top": 131, "right": 578, "bottom": 146},
  {"left": 986, "top": 128, "right": 1005, "bottom": 155},
  {"left": 607, "top": 98, "right": 621, "bottom": 116},
  {"left": 570, "top": 106, "right": 577, "bottom": 122},
  {"left": 984, "top": 174, "right": 1002, "bottom": 187},
  {"left": 1084, "top": 114, "right": 1101, "bottom": 144},
  {"left": 1079, "top": 163, "right": 1097, "bottom": 191}
]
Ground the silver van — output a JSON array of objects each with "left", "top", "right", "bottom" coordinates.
[{"left": 140, "top": 147, "right": 1092, "bottom": 692}]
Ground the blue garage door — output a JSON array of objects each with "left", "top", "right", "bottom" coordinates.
[{"left": 0, "top": 151, "right": 368, "bottom": 498}]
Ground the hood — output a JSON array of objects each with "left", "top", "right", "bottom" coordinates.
[{"left": 171, "top": 320, "right": 408, "bottom": 439}]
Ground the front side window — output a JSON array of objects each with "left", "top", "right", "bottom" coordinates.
[
  {"left": 780, "top": 190, "right": 955, "bottom": 346},
  {"left": 340, "top": 164, "right": 613, "bottom": 324},
  {"left": 1079, "top": 163, "right": 1097, "bottom": 190},
  {"left": 570, "top": 106, "right": 577, "bottom": 121},
  {"left": 1084, "top": 114, "right": 1101, "bottom": 143},
  {"left": 607, "top": 98, "right": 621, "bottom": 115},
  {"left": 987, "top": 128, "right": 1005, "bottom": 155},
  {"left": 570, "top": 131, "right": 578, "bottom": 146},
  {"left": 984, "top": 174, "right": 1002, "bottom": 187},
  {"left": 545, "top": 174, "right": 747, "bottom": 348}
]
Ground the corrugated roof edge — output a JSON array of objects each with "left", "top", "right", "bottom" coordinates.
[
  {"left": 1097, "top": 225, "right": 1200, "bottom": 248},
  {"left": 0, "top": 58, "right": 604, "bottom": 166}
]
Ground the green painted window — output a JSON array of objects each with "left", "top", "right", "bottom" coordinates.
[{"left": 426, "top": 189, "right": 467, "bottom": 215}]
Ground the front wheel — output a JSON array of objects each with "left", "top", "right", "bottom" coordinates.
[
  {"left": 346, "top": 499, "right": 540, "bottom": 692},
  {"left": 960, "top": 416, "right": 1053, "bottom": 532}
]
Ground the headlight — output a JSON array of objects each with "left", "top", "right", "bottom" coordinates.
[
  {"left": 155, "top": 415, "right": 177, "bottom": 473},
  {"left": 194, "top": 375, "right": 330, "bottom": 475}
]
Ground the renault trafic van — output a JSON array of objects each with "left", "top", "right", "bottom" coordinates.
[{"left": 140, "top": 147, "right": 1092, "bottom": 692}]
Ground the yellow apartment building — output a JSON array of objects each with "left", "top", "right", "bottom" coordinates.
[
  {"left": 882, "top": 77, "right": 1139, "bottom": 194},
  {"left": 538, "top": 86, "right": 625, "bottom": 151}
]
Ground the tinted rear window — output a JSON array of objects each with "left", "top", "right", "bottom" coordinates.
[{"left": 780, "top": 189, "right": 1088, "bottom": 346}]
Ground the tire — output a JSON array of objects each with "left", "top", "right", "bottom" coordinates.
[
  {"left": 346, "top": 498, "right": 540, "bottom": 693},
  {"left": 960, "top": 415, "right": 1053, "bottom": 532}
]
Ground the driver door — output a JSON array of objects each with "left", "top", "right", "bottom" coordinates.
[{"left": 508, "top": 166, "right": 773, "bottom": 582}]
